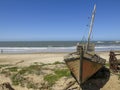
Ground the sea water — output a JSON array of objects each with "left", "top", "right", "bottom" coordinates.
[{"left": 0, "top": 41, "right": 120, "bottom": 53}]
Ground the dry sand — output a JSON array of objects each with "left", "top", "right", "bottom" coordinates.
[
  {"left": 0, "top": 52, "right": 120, "bottom": 90},
  {"left": 0, "top": 53, "right": 67, "bottom": 66}
]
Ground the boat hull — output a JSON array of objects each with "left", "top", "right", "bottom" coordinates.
[
  {"left": 82, "top": 58, "right": 103, "bottom": 83},
  {"left": 64, "top": 53, "right": 105, "bottom": 84}
]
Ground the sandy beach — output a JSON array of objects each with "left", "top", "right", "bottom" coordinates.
[
  {"left": 0, "top": 52, "right": 120, "bottom": 90},
  {"left": 0, "top": 53, "right": 67, "bottom": 66},
  {"left": 0, "top": 0, "right": 120, "bottom": 90}
]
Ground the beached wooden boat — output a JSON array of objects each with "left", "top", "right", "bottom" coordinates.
[
  {"left": 64, "top": 45, "right": 106, "bottom": 84},
  {"left": 64, "top": 4, "right": 106, "bottom": 84}
]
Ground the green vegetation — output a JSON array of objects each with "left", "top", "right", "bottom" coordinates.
[
  {"left": 34, "top": 62, "right": 39, "bottom": 65},
  {"left": 0, "top": 64, "right": 11, "bottom": 69},
  {"left": 40, "top": 61, "right": 65, "bottom": 66},
  {"left": 118, "top": 74, "right": 120, "bottom": 80},
  {"left": 0, "top": 70, "right": 10, "bottom": 75},
  {"left": 10, "top": 64, "right": 42, "bottom": 86},
  {"left": 1, "top": 62, "right": 70, "bottom": 89},
  {"left": 17, "top": 64, "right": 42, "bottom": 75},
  {"left": 10, "top": 64, "right": 70, "bottom": 87},
  {"left": 11, "top": 74, "right": 25, "bottom": 85},
  {"left": 54, "top": 69, "right": 70, "bottom": 77},
  {"left": 44, "top": 74, "right": 57, "bottom": 86},
  {"left": 105, "top": 63, "right": 109, "bottom": 67},
  {"left": 6, "top": 67, "right": 18, "bottom": 72},
  {"left": 44, "top": 69, "right": 70, "bottom": 86},
  {"left": 53, "top": 61, "right": 65, "bottom": 64},
  {"left": 26, "top": 82, "right": 37, "bottom": 89}
]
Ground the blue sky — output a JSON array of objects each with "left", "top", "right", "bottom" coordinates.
[{"left": 0, "top": 0, "right": 120, "bottom": 41}]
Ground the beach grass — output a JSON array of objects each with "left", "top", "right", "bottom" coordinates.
[
  {"left": 11, "top": 74, "right": 24, "bottom": 85},
  {"left": 105, "top": 63, "right": 109, "bottom": 67},
  {"left": 118, "top": 74, "right": 120, "bottom": 80},
  {"left": 53, "top": 61, "right": 65, "bottom": 64},
  {"left": 6, "top": 67, "right": 18, "bottom": 72},
  {"left": 0, "top": 64, "right": 11, "bottom": 69},
  {"left": 4, "top": 62, "right": 70, "bottom": 89},
  {"left": 44, "top": 69, "right": 70, "bottom": 86}
]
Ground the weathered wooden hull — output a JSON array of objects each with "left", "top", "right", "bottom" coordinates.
[
  {"left": 64, "top": 52, "right": 106, "bottom": 84},
  {"left": 82, "top": 59, "right": 103, "bottom": 83}
]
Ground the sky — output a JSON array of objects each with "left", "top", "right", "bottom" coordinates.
[{"left": 0, "top": 0, "right": 120, "bottom": 41}]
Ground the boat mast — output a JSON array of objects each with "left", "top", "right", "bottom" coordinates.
[{"left": 86, "top": 4, "right": 96, "bottom": 51}]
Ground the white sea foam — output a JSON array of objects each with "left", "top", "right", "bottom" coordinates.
[
  {"left": 0, "top": 47, "right": 76, "bottom": 53},
  {"left": 0, "top": 45, "right": 120, "bottom": 53},
  {"left": 97, "top": 41, "right": 104, "bottom": 43},
  {"left": 95, "top": 45, "right": 120, "bottom": 51},
  {"left": 115, "top": 41, "right": 120, "bottom": 43}
]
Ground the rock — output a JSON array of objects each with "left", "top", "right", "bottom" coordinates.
[{"left": 0, "top": 82, "right": 14, "bottom": 90}]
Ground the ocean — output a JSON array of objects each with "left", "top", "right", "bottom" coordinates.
[{"left": 0, "top": 41, "right": 120, "bottom": 53}]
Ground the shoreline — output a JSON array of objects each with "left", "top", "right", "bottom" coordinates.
[
  {"left": 0, "top": 51, "right": 117, "bottom": 60},
  {"left": 1, "top": 45, "right": 120, "bottom": 54}
]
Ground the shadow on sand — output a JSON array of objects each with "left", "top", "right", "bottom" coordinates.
[{"left": 80, "top": 67, "right": 110, "bottom": 90}]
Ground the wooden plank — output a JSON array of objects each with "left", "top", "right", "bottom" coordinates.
[
  {"left": 82, "top": 59, "right": 102, "bottom": 83},
  {"left": 66, "top": 59, "right": 80, "bottom": 83}
]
